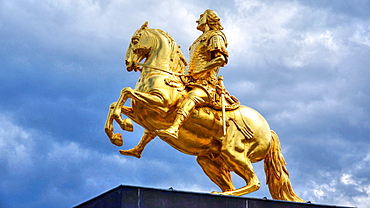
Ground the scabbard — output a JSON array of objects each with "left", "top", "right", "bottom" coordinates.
[
  {"left": 221, "top": 93, "right": 226, "bottom": 135},
  {"left": 218, "top": 76, "right": 227, "bottom": 136}
]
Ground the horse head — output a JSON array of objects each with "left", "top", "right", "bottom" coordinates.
[
  {"left": 125, "top": 21, "right": 187, "bottom": 74},
  {"left": 125, "top": 21, "right": 152, "bottom": 72}
]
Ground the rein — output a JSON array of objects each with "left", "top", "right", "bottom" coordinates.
[{"left": 134, "top": 62, "right": 185, "bottom": 76}]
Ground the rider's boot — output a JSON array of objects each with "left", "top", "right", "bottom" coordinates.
[
  {"left": 157, "top": 109, "right": 189, "bottom": 140},
  {"left": 157, "top": 96, "right": 197, "bottom": 140}
]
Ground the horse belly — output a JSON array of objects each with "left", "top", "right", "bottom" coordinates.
[
  {"left": 131, "top": 103, "right": 221, "bottom": 156},
  {"left": 168, "top": 129, "right": 221, "bottom": 156}
]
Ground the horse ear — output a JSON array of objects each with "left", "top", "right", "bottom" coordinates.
[{"left": 141, "top": 21, "right": 148, "bottom": 30}]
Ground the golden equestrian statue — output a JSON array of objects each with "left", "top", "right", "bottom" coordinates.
[{"left": 105, "top": 9, "right": 304, "bottom": 202}]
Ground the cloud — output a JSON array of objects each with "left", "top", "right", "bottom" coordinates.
[
  {"left": 223, "top": 0, "right": 362, "bottom": 70},
  {"left": 0, "top": 113, "right": 203, "bottom": 207},
  {"left": 0, "top": 114, "right": 34, "bottom": 174},
  {"left": 307, "top": 171, "right": 370, "bottom": 208},
  {"left": 0, "top": 112, "right": 218, "bottom": 207}
]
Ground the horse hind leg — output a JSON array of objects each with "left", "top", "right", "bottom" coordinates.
[
  {"left": 222, "top": 154, "right": 260, "bottom": 196},
  {"left": 119, "top": 130, "right": 155, "bottom": 158},
  {"left": 216, "top": 150, "right": 260, "bottom": 196},
  {"left": 196, "top": 155, "right": 235, "bottom": 192},
  {"left": 216, "top": 126, "right": 260, "bottom": 196}
]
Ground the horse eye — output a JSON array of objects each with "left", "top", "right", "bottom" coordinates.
[
  {"left": 131, "top": 33, "right": 142, "bottom": 45},
  {"left": 131, "top": 38, "right": 139, "bottom": 45}
]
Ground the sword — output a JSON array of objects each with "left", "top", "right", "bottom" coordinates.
[{"left": 218, "top": 76, "right": 227, "bottom": 135}]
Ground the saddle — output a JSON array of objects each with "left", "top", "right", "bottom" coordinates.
[
  {"left": 165, "top": 75, "right": 252, "bottom": 140},
  {"left": 165, "top": 75, "right": 240, "bottom": 111}
]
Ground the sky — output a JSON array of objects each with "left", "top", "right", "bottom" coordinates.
[{"left": 1, "top": 0, "right": 370, "bottom": 207}]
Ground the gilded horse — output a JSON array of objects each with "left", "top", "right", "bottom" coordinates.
[{"left": 105, "top": 22, "right": 304, "bottom": 202}]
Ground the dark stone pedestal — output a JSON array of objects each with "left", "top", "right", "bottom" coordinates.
[{"left": 74, "top": 185, "right": 354, "bottom": 208}]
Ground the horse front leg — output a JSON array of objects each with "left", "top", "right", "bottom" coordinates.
[
  {"left": 105, "top": 101, "right": 135, "bottom": 145},
  {"left": 119, "top": 129, "right": 156, "bottom": 158},
  {"left": 113, "top": 87, "right": 170, "bottom": 119},
  {"left": 112, "top": 87, "right": 133, "bottom": 120},
  {"left": 105, "top": 102, "right": 125, "bottom": 146}
]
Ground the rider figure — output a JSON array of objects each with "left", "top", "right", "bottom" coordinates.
[{"left": 157, "top": 9, "right": 228, "bottom": 140}]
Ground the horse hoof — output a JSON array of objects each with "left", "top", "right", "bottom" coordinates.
[
  {"left": 111, "top": 133, "right": 123, "bottom": 146},
  {"left": 119, "top": 149, "right": 141, "bottom": 158},
  {"left": 211, "top": 191, "right": 233, "bottom": 196},
  {"left": 120, "top": 118, "right": 134, "bottom": 132}
]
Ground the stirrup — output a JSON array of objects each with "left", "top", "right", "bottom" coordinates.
[{"left": 156, "top": 129, "right": 179, "bottom": 140}]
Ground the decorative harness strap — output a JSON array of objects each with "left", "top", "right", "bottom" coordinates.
[{"left": 134, "top": 62, "right": 185, "bottom": 76}]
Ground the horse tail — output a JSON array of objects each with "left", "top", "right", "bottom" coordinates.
[{"left": 264, "top": 130, "right": 304, "bottom": 202}]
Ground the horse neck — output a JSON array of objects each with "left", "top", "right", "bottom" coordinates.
[{"left": 143, "top": 30, "right": 173, "bottom": 72}]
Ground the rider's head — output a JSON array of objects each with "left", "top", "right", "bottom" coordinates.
[{"left": 197, "top": 9, "right": 223, "bottom": 32}]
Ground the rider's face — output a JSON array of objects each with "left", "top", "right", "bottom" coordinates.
[{"left": 196, "top": 13, "right": 207, "bottom": 31}]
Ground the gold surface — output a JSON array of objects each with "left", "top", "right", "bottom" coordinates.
[{"left": 105, "top": 10, "right": 304, "bottom": 202}]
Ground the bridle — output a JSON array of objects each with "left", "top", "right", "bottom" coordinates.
[{"left": 133, "top": 62, "right": 185, "bottom": 76}]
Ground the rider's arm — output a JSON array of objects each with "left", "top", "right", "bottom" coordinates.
[
  {"left": 191, "top": 51, "right": 226, "bottom": 79},
  {"left": 192, "top": 53, "right": 226, "bottom": 79},
  {"left": 191, "top": 33, "right": 228, "bottom": 79}
]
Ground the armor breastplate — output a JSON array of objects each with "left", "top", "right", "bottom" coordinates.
[
  {"left": 188, "top": 33, "right": 210, "bottom": 78},
  {"left": 188, "top": 31, "right": 227, "bottom": 82}
]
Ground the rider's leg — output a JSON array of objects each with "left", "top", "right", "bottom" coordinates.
[
  {"left": 163, "top": 99, "right": 195, "bottom": 135},
  {"left": 157, "top": 88, "right": 208, "bottom": 139}
]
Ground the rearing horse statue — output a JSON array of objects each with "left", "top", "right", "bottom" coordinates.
[{"left": 105, "top": 21, "right": 304, "bottom": 202}]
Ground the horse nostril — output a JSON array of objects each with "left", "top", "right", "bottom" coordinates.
[{"left": 125, "top": 60, "right": 129, "bottom": 66}]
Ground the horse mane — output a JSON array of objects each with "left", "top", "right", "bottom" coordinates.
[{"left": 154, "top": 29, "right": 187, "bottom": 74}]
